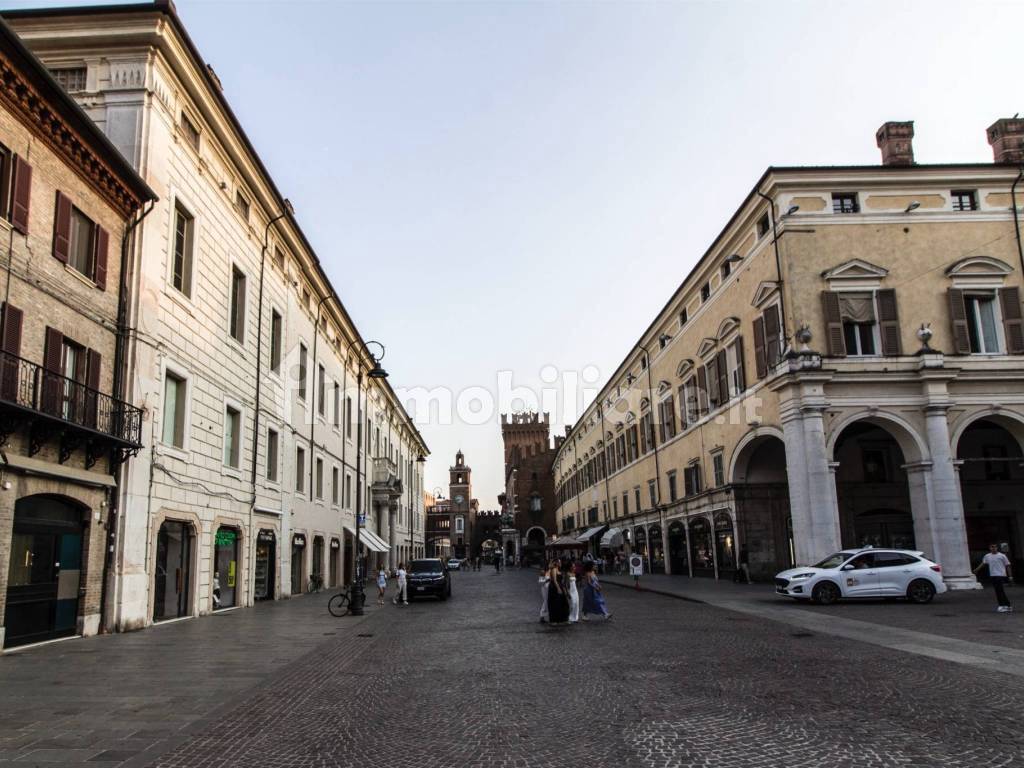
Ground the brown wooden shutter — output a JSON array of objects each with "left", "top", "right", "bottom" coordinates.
[
  {"left": 947, "top": 289, "right": 971, "bottom": 354},
  {"left": 706, "top": 356, "right": 720, "bottom": 408},
  {"left": 85, "top": 348, "right": 101, "bottom": 428},
  {"left": 53, "top": 191, "right": 71, "bottom": 264},
  {"left": 733, "top": 336, "right": 746, "bottom": 392},
  {"left": 1000, "top": 286, "right": 1024, "bottom": 354},
  {"left": 696, "top": 365, "right": 709, "bottom": 416},
  {"left": 0, "top": 303, "right": 22, "bottom": 401},
  {"left": 93, "top": 226, "right": 109, "bottom": 290},
  {"left": 42, "top": 326, "right": 64, "bottom": 415},
  {"left": 753, "top": 316, "right": 767, "bottom": 378},
  {"left": 763, "top": 305, "right": 781, "bottom": 365},
  {"left": 10, "top": 156, "right": 31, "bottom": 234},
  {"left": 716, "top": 348, "right": 729, "bottom": 404},
  {"left": 677, "top": 385, "right": 687, "bottom": 430},
  {"left": 876, "top": 288, "right": 902, "bottom": 356},
  {"left": 821, "top": 291, "right": 846, "bottom": 356}
]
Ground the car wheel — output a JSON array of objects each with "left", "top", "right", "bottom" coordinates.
[
  {"left": 811, "top": 581, "right": 841, "bottom": 606},
  {"left": 906, "top": 579, "right": 936, "bottom": 604}
]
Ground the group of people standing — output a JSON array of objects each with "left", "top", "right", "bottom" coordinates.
[
  {"left": 540, "top": 558, "right": 611, "bottom": 625},
  {"left": 376, "top": 563, "right": 408, "bottom": 606}
]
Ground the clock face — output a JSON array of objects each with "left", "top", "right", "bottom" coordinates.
[{"left": 455, "top": 495, "right": 465, "bottom": 504}]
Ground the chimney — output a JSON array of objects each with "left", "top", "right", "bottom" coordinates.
[
  {"left": 876, "top": 121, "right": 915, "bottom": 166},
  {"left": 987, "top": 117, "right": 1024, "bottom": 164}
]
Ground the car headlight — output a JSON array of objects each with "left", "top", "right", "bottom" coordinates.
[{"left": 790, "top": 572, "right": 815, "bottom": 580}]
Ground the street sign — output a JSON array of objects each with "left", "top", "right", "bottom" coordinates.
[
  {"left": 629, "top": 554, "right": 643, "bottom": 576},
  {"left": 357, "top": 514, "right": 366, "bottom": 526}
]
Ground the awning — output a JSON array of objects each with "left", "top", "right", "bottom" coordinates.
[
  {"left": 548, "top": 535, "right": 585, "bottom": 549},
  {"left": 344, "top": 525, "right": 389, "bottom": 553},
  {"left": 600, "top": 527, "right": 624, "bottom": 549},
  {"left": 576, "top": 525, "right": 606, "bottom": 543}
]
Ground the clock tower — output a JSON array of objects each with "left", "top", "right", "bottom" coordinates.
[{"left": 448, "top": 450, "right": 475, "bottom": 558}]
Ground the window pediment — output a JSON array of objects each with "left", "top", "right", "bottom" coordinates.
[
  {"left": 697, "top": 337, "right": 718, "bottom": 359},
  {"left": 821, "top": 259, "right": 890, "bottom": 281},
  {"left": 716, "top": 316, "right": 741, "bottom": 341},
  {"left": 945, "top": 256, "right": 1013, "bottom": 279},
  {"left": 676, "top": 358, "right": 695, "bottom": 378},
  {"left": 751, "top": 281, "right": 780, "bottom": 308},
  {"left": 639, "top": 397, "right": 650, "bottom": 411},
  {"left": 656, "top": 380, "right": 671, "bottom": 395}
]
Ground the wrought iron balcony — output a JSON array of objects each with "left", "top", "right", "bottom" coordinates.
[{"left": 0, "top": 351, "right": 142, "bottom": 466}]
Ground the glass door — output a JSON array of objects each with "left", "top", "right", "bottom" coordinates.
[{"left": 153, "top": 521, "right": 192, "bottom": 621}]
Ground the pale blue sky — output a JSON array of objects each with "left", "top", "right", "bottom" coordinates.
[{"left": 5, "top": 0, "right": 1022, "bottom": 504}]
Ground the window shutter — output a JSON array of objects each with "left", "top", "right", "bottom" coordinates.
[
  {"left": 42, "top": 327, "right": 64, "bottom": 415},
  {"left": 93, "top": 226, "right": 109, "bottom": 290},
  {"left": 1000, "top": 286, "right": 1024, "bottom": 354},
  {"left": 52, "top": 191, "right": 71, "bottom": 264},
  {"left": 706, "top": 356, "right": 719, "bottom": 408},
  {"left": 947, "top": 289, "right": 971, "bottom": 354},
  {"left": 85, "top": 348, "right": 101, "bottom": 427},
  {"left": 753, "top": 316, "right": 767, "bottom": 378},
  {"left": 733, "top": 336, "right": 746, "bottom": 392},
  {"left": 10, "top": 156, "right": 31, "bottom": 235},
  {"left": 0, "top": 303, "right": 23, "bottom": 401},
  {"left": 696, "top": 365, "right": 709, "bottom": 417},
  {"left": 821, "top": 291, "right": 846, "bottom": 356},
  {"left": 677, "top": 384, "right": 687, "bottom": 430},
  {"left": 763, "top": 304, "right": 781, "bottom": 365},
  {"left": 716, "top": 348, "right": 728, "bottom": 405},
  {"left": 876, "top": 288, "right": 902, "bottom": 356}
]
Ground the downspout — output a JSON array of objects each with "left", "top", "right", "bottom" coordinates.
[
  {"left": 755, "top": 189, "right": 790, "bottom": 355},
  {"left": 1011, "top": 167, "right": 1024, "bottom": 276},
  {"left": 100, "top": 198, "right": 155, "bottom": 634},
  {"left": 308, "top": 294, "right": 333, "bottom": 500}
]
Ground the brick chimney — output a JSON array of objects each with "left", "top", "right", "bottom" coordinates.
[
  {"left": 987, "top": 117, "right": 1024, "bottom": 164},
  {"left": 876, "top": 121, "right": 915, "bottom": 166}
]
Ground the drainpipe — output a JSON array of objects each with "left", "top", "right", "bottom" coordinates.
[
  {"left": 755, "top": 189, "right": 790, "bottom": 355},
  {"left": 1011, "top": 167, "right": 1024, "bottom": 276},
  {"left": 99, "top": 199, "right": 155, "bottom": 634}
]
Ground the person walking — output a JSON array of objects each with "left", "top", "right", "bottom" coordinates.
[
  {"left": 376, "top": 566, "right": 388, "bottom": 606},
  {"left": 581, "top": 561, "right": 611, "bottom": 621},
  {"left": 733, "top": 547, "right": 751, "bottom": 584},
  {"left": 539, "top": 564, "right": 550, "bottom": 624},
  {"left": 974, "top": 543, "right": 1013, "bottom": 613},
  {"left": 546, "top": 560, "right": 570, "bottom": 625},
  {"left": 392, "top": 563, "right": 408, "bottom": 605},
  {"left": 494, "top": 554, "right": 501, "bottom": 573},
  {"left": 565, "top": 557, "right": 580, "bottom": 624}
]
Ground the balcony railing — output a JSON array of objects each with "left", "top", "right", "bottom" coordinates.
[
  {"left": 0, "top": 351, "right": 142, "bottom": 450},
  {"left": 372, "top": 456, "right": 398, "bottom": 486}
]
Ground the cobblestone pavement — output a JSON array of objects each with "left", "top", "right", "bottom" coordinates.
[{"left": 4, "top": 569, "right": 1024, "bottom": 768}]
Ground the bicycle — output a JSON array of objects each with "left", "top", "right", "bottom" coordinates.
[
  {"left": 307, "top": 573, "right": 324, "bottom": 594},
  {"left": 328, "top": 582, "right": 366, "bottom": 617}
]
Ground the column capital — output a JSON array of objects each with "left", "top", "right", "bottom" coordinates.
[{"left": 901, "top": 460, "right": 935, "bottom": 474}]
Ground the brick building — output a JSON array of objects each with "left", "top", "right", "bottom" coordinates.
[
  {"left": 0, "top": 18, "right": 155, "bottom": 648},
  {"left": 499, "top": 412, "right": 559, "bottom": 565}
]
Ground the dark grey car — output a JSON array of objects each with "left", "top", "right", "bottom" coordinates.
[{"left": 406, "top": 558, "right": 451, "bottom": 601}]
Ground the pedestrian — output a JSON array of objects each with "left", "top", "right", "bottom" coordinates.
[
  {"left": 539, "top": 564, "right": 550, "bottom": 624},
  {"left": 974, "top": 543, "right": 1013, "bottom": 613},
  {"left": 546, "top": 560, "right": 570, "bottom": 625},
  {"left": 734, "top": 547, "right": 751, "bottom": 584},
  {"left": 565, "top": 557, "right": 580, "bottom": 624},
  {"left": 581, "top": 561, "right": 611, "bottom": 621},
  {"left": 392, "top": 562, "right": 408, "bottom": 605},
  {"left": 376, "top": 566, "right": 388, "bottom": 605},
  {"left": 494, "top": 554, "right": 501, "bottom": 573}
]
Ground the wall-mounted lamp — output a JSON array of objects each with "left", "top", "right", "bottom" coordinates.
[
  {"left": 783, "top": 205, "right": 800, "bottom": 217},
  {"left": 724, "top": 253, "right": 743, "bottom": 264},
  {"left": 905, "top": 201, "right": 921, "bottom": 213}
]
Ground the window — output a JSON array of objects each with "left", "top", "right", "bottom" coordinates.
[
  {"left": 701, "top": 282, "right": 711, "bottom": 302},
  {"left": 266, "top": 428, "right": 279, "bottom": 481},
  {"left": 647, "top": 479, "right": 657, "bottom": 508},
  {"left": 332, "top": 466, "right": 339, "bottom": 504},
  {"left": 612, "top": 497, "right": 618, "bottom": 518},
  {"left": 229, "top": 266, "right": 246, "bottom": 343},
  {"left": 721, "top": 261, "right": 732, "bottom": 280},
  {"left": 622, "top": 492, "right": 629, "bottom": 516},
  {"left": 951, "top": 189, "right": 977, "bottom": 212},
  {"left": 843, "top": 320, "right": 876, "bottom": 355},
  {"left": 667, "top": 472, "right": 678, "bottom": 502},
  {"left": 51, "top": 67, "right": 86, "bottom": 92},
  {"left": 679, "top": 307, "right": 688, "bottom": 327},
  {"left": 224, "top": 404, "right": 241, "bottom": 468},
  {"left": 757, "top": 212, "right": 770, "bottom": 238},
  {"left": 333, "top": 382, "right": 340, "bottom": 427},
  {"left": 317, "top": 364, "right": 326, "bottom": 416},
  {"left": 634, "top": 488, "right": 642, "bottom": 514},
  {"left": 965, "top": 294, "right": 1002, "bottom": 354},
  {"left": 345, "top": 396, "right": 353, "bottom": 437},
  {"left": 270, "top": 310, "right": 282, "bottom": 373},
  {"left": 297, "top": 342, "right": 308, "bottom": 401},
  {"left": 684, "top": 463, "right": 703, "bottom": 496},
  {"left": 162, "top": 371, "right": 187, "bottom": 448},
  {"left": 315, "top": 457, "right": 324, "bottom": 499},
  {"left": 273, "top": 246, "right": 285, "bottom": 270},
  {"left": 726, "top": 339, "right": 745, "bottom": 396},
  {"left": 180, "top": 112, "right": 200, "bottom": 152},
  {"left": 235, "top": 190, "right": 250, "bottom": 222},
  {"left": 0, "top": 144, "right": 12, "bottom": 222},
  {"left": 169, "top": 202, "right": 195, "bottom": 296},
  {"left": 455, "top": 517, "right": 464, "bottom": 533},
  {"left": 659, "top": 395, "right": 677, "bottom": 442},
  {"left": 68, "top": 205, "right": 96, "bottom": 278},
  {"left": 659, "top": 334, "right": 668, "bottom": 349},
  {"left": 831, "top": 192, "right": 859, "bottom": 214},
  {"left": 713, "top": 453, "right": 725, "bottom": 487},
  {"left": 295, "top": 446, "right": 306, "bottom": 492},
  {"left": 344, "top": 473, "right": 352, "bottom": 507}
]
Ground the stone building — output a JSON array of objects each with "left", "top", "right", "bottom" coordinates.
[
  {"left": 553, "top": 120, "right": 1024, "bottom": 587},
  {"left": 0, "top": 18, "right": 155, "bottom": 648},
  {"left": 5, "top": 1, "right": 426, "bottom": 635},
  {"left": 499, "top": 412, "right": 559, "bottom": 565}
]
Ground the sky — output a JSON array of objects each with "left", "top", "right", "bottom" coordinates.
[{"left": 4, "top": 0, "right": 1022, "bottom": 505}]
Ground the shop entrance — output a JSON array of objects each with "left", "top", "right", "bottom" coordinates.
[
  {"left": 329, "top": 538, "right": 340, "bottom": 588},
  {"left": 254, "top": 530, "right": 275, "bottom": 601},
  {"left": 154, "top": 520, "right": 194, "bottom": 621},
  {"left": 689, "top": 517, "right": 714, "bottom": 577},
  {"left": 648, "top": 524, "right": 665, "bottom": 574},
  {"left": 714, "top": 513, "right": 736, "bottom": 578},
  {"left": 668, "top": 520, "right": 688, "bottom": 576},
  {"left": 290, "top": 534, "right": 306, "bottom": 595},
  {"left": 4, "top": 495, "right": 85, "bottom": 648},
  {"left": 213, "top": 526, "right": 239, "bottom": 609},
  {"left": 311, "top": 536, "right": 325, "bottom": 590}
]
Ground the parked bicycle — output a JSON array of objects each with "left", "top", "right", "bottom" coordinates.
[
  {"left": 328, "top": 582, "right": 367, "bottom": 617},
  {"left": 307, "top": 572, "right": 324, "bottom": 594}
]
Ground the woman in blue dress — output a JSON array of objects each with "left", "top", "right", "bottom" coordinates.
[{"left": 581, "top": 561, "right": 611, "bottom": 621}]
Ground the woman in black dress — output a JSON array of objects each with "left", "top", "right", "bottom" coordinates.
[{"left": 546, "top": 560, "right": 570, "bottom": 625}]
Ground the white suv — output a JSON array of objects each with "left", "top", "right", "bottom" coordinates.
[{"left": 775, "top": 548, "right": 947, "bottom": 605}]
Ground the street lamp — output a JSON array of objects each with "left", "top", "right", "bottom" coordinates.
[{"left": 349, "top": 340, "right": 387, "bottom": 616}]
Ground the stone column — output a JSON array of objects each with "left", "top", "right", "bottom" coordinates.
[
  {"left": 660, "top": 508, "right": 672, "bottom": 576},
  {"left": 922, "top": 406, "right": 975, "bottom": 587},
  {"left": 388, "top": 502, "right": 398, "bottom": 571}
]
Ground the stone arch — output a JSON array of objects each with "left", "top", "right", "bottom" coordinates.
[
  {"left": 950, "top": 408, "right": 1024, "bottom": 456},
  {"left": 729, "top": 425, "right": 786, "bottom": 484},
  {"left": 826, "top": 410, "right": 929, "bottom": 464}
]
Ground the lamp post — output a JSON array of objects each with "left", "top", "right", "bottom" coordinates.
[
  {"left": 349, "top": 340, "right": 388, "bottom": 616},
  {"left": 413, "top": 455, "right": 426, "bottom": 558}
]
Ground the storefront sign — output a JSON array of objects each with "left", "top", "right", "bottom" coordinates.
[
  {"left": 215, "top": 529, "right": 237, "bottom": 547},
  {"left": 293, "top": 534, "right": 306, "bottom": 547},
  {"left": 258, "top": 530, "right": 275, "bottom": 543},
  {"left": 629, "top": 554, "right": 644, "bottom": 576},
  {"left": 331, "top": 539, "right": 340, "bottom": 549}
]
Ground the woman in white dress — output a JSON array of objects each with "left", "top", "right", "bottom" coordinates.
[
  {"left": 539, "top": 562, "right": 551, "bottom": 623},
  {"left": 565, "top": 557, "right": 580, "bottom": 624}
]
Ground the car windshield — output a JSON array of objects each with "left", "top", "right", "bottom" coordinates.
[
  {"left": 410, "top": 560, "right": 442, "bottom": 574},
  {"left": 811, "top": 552, "right": 857, "bottom": 569}
]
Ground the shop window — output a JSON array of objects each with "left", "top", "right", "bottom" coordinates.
[{"left": 213, "top": 527, "right": 239, "bottom": 609}]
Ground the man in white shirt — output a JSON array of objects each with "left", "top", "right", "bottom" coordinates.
[
  {"left": 973, "top": 544, "right": 1013, "bottom": 613},
  {"left": 392, "top": 563, "right": 408, "bottom": 606}
]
